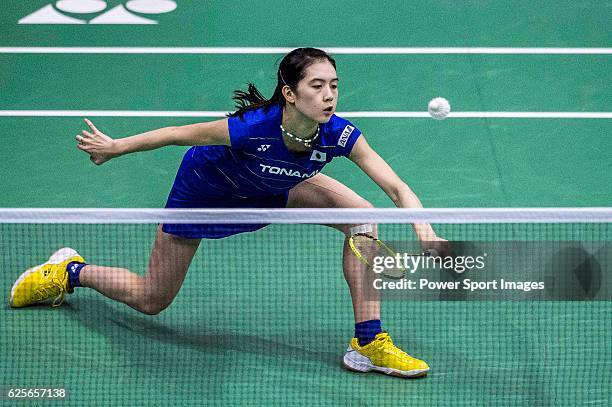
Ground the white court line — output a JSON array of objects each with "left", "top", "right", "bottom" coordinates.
[
  {"left": 0, "top": 110, "right": 611, "bottom": 119},
  {"left": 0, "top": 47, "right": 611, "bottom": 54},
  {"left": 0, "top": 110, "right": 229, "bottom": 117}
]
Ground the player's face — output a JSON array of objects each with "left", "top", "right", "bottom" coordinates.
[{"left": 293, "top": 61, "right": 338, "bottom": 123}]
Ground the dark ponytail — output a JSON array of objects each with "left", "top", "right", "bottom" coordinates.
[{"left": 228, "top": 47, "right": 336, "bottom": 118}]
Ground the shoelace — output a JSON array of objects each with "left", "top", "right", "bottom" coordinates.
[
  {"left": 375, "top": 335, "right": 414, "bottom": 361},
  {"left": 32, "top": 278, "right": 66, "bottom": 307}
]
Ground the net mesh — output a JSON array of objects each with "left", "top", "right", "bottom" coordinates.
[{"left": 1, "top": 208, "right": 610, "bottom": 406}]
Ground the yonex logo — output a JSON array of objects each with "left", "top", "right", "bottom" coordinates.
[
  {"left": 19, "top": 1, "right": 177, "bottom": 25},
  {"left": 257, "top": 145, "right": 270, "bottom": 152},
  {"left": 338, "top": 125, "right": 355, "bottom": 147},
  {"left": 310, "top": 150, "right": 326, "bottom": 162}
]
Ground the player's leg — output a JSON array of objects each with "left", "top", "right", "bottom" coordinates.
[
  {"left": 10, "top": 225, "right": 200, "bottom": 315},
  {"left": 79, "top": 225, "right": 200, "bottom": 315},
  {"left": 287, "top": 173, "right": 380, "bottom": 324},
  {"left": 287, "top": 173, "right": 429, "bottom": 378}
]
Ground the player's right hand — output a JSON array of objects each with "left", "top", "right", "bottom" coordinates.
[
  {"left": 422, "top": 236, "right": 451, "bottom": 258},
  {"left": 75, "top": 118, "right": 118, "bottom": 165}
]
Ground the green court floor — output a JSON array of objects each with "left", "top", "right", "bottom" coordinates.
[{"left": 1, "top": 1, "right": 610, "bottom": 406}]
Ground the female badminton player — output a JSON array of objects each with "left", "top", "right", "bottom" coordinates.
[{"left": 10, "top": 48, "right": 446, "bottom": 378}]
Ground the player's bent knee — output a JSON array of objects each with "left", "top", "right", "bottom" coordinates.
[
  {"left": 132, "top": 291, "right": 175, "bottom": 315},
  {"left": 337, "top": 200, "right": 377, "bottom": 236},
  {"left": 138, "top": 299, "right": 173, "bottom": 315},
  {"left": 139, "top": 305, "right": 166, "bottom": 316}
]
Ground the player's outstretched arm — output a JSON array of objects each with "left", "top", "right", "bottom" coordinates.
[
  {"left": 75, "top": 118, "right": 230, "bottom": 165},
  {"left": 349, "top": 136, "right": 448, "bottom": 251}
]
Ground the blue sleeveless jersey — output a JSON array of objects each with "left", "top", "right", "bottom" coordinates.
[{"left": 163, "top": 104, "right": 362, "bottom": 238}]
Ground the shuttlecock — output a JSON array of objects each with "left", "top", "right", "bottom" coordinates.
[{"left": 428, "top": 97, "right": 451, "bottom": 120}]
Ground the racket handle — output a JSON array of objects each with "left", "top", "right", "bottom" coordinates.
[{"left": 424, "top": 249, "right": 439, "bottom": 257}]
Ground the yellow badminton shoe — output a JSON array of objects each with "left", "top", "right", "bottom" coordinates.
[
  {"left": 9, "top": 248, "right": 84, "bottom": 308},
  {"left": 342, "top": 332, "right": 429, "bottom": 378}
]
